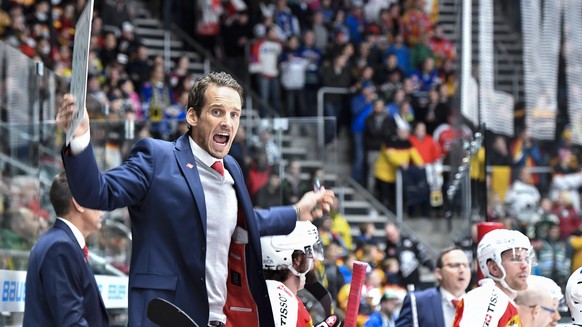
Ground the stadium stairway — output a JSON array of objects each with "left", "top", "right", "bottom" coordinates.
[{"left": 131, "top": 4, "right": 207, "bottom": 78}]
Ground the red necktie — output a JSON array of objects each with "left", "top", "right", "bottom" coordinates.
[
  {"left": 452, "top": 299, "right": 460, "bottom": 308},
  {"left": 83, "top": 245, "right": 89, "bottom": 263},
  {"left": 211, "top": 161, "right": 224, "bottom": 176}
]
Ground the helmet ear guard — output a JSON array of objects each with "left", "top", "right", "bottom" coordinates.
[
  {"left": 566, "top": 267, "right": 582, "bottom": 324},
  {"left": 261, "top": 221, "right": 323, "bottom": 272},
  {"left": 477, "top": 229, "right": 532, "bottom": 291}
]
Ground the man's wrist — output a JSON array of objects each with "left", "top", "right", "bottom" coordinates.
[
  {"left": 293, "top": 205, "right": 301, "bottom": 221},
  {"left": 69, "top": 127, "right": 91, "bottom": 155}
]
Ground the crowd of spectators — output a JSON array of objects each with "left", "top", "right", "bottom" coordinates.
[{"left": 211, "top": 0, "right": 458, "bottom": 219}]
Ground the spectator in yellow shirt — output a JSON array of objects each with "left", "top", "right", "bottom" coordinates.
[
  {"left": 374, "top": 127, "right": 424, "bottom": 211},
  {"left": 330, "top": 198, "right": 353, "bottom": 251}
]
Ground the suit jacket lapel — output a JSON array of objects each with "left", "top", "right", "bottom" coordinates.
[
  {"left": 174, "top": 134, "right": 207, "bottom": 233},
  {"left": 53, "top": 219, "right": 84, "bottom": 259}
]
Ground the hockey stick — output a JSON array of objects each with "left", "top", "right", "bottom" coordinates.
[
  {"left": 343, "top": 261, "right": 368, "bottom": 327},
  {"left": 407, "top": 284, "right": 419, "bottom": 327},
  {"left": 147, "top": 297, "right": 199, "bottom": 327}
]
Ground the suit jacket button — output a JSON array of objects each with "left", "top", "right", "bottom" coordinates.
[{"left": 201, "top": 246, "right": 206, "bottom": 252}]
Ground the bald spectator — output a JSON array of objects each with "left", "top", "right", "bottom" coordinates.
[{"left": 514, "top": 275, "right": 562, "bottom": 327}]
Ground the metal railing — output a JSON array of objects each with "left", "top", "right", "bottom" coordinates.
[
  {"left": 394, "top": 165, "right": 552, "bottom": 224},
  {"left": 316, "top": 87, "right": 352, "bottom": 152}
]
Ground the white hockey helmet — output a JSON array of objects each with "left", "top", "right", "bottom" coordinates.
[
  {"left": 261, "top": 221, "right": 324, "bottom": 272},
  {"left": 477, "top": 229, "right": 532, "bottom": 291},
  {"left": 566, "top": 267, "right": 582, "bottom": 324}
]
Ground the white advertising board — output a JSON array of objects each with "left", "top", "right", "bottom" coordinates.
[{"left": 67, "top": 0, "right": 94, "bottom": 145}]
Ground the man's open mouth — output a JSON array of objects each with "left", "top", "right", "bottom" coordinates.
[{"left": 213, "top": 133, "right": 229, "bottom": 144}]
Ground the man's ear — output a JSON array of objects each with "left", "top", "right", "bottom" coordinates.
[
  {"left": 293, "top": 254, "right": 306, "bottom": 270},
  {"left": 434, "top": 267, "right": 443, "bottom": 283},
  {"left": 71, "top": 198, "right": 85, "bottom": 213},
  {"left": 531, "top": 304, "right": 540, "bottom": 318},
  {"left": 186, "top": 107, "right": 197, "bottom": 127},
  {"left": 487, "top": 260, "right": 502, "bottom": 278}
]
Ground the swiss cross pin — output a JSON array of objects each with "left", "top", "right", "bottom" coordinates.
[{"left": 186, "top": 163, "right": 194, "bottom": 169}]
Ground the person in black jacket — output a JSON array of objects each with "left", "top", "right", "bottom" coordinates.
[
  {"left": 364, "top": 98, "right": 395, "bottom": 194},
  {"left": 222, "top": 10, "right": 253, "bottom": 83},
  {"left": 321, "top": 54, "right": 353, "bottom": 142},
  {"left": 384, "top": 222, "right": 435, "bottom": 288},
  {"left": 487, "top": 135, "right": 512, "bottom": 166}
]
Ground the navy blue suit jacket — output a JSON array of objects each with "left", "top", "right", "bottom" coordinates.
[
  {"left": 395, "top": 287, "right": 444, "bottom": 327},
  {"left": 23, "top": 219, "right": 108, "bottom": 327},
  {"left": 62, "top": 134, "right": 296, "bottom": 326}
]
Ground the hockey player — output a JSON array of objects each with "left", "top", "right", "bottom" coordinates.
[
  {"left": 261, "top": 221, "right": 341, "bottom": 327},
  {"left": 452, "top": 229, "right": 533, "bottom": 327}
]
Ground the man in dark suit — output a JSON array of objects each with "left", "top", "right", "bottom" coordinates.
[
  {"left": 56, "top": 71, "right": 334, "bottom": 327},
  {"left": 23, "top": 172, "right": 108, "bottom": 326},
  {"left": 396, "top": 246, "right": 470, "bottom": 327}
]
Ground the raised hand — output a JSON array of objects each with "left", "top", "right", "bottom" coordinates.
[
  {"left": 56, "top": 94, "right": 90, "bottom": 138},
  {"left": 294, "top": 187, "right": 335, "bottom": 221}
]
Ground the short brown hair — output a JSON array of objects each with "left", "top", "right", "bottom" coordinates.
[
  {"left": 188, "top": 71, "right": 244, "bottom": 117},
  {"left": 436, "top": 246, "right": 464, "bottom": 268},
  {"left": 49, "top": 172, "right": 73, "bottom": 217}
]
